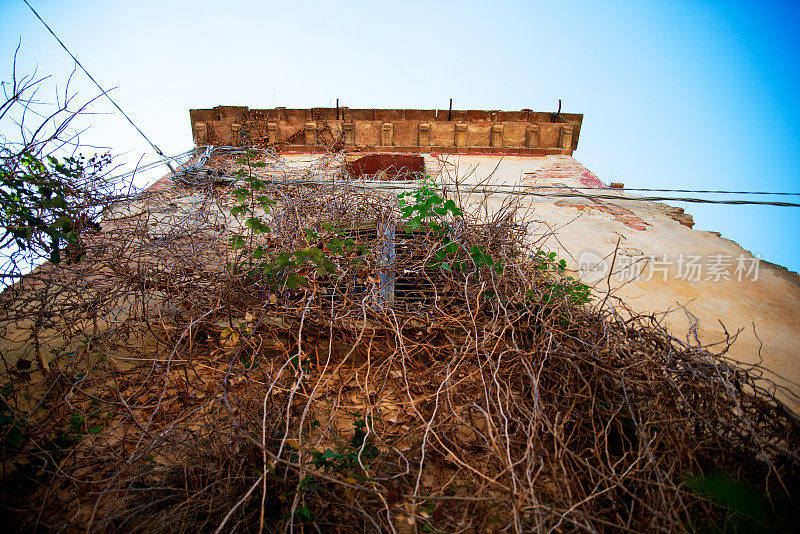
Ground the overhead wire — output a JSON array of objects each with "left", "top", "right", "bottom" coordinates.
[
  {"left": 22, "top": 0, "right": 176, "bottom": 173},
  {"left": 501, "top": 191, "right": 800, "bottom": 207},
  {"left": 17, "top": 1, "right": 796, "bottom": 201},
  {"left": 17, "top": 2, "right": 796, "bottom": 199},
  {"left": 173, "top": 149, "right": 800, "bottom": 208},
  {"left": 518, "top": 183, "right": 800, "bottom": 196},
  {"left": 108, "top": 148, "right": 196, "bottom": 182},
  {"left": 342, "top": 183, "right": 800, "bottom": 208}
]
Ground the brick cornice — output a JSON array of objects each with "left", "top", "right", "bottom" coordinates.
[{"left": 189, "top": 106, "right": 583, "bottom": 155}]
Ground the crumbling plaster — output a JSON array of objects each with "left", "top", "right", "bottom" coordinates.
[
  {"left": 3, "top": 149, "right": 797, "bottom": 410},
  {"left": 437, "top": 153, "right": 800, "bottom": 409}
]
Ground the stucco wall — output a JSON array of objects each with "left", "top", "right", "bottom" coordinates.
[
  {"left": 434, "top": 154, "right": 800, "bottom": 409},
  {"left": 3, "top": 151, "right": 797, "bottom": 411}
]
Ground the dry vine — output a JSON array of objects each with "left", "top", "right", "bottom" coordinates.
[{"left": 0, "top": 149, "right": 798, "bottom": 534}]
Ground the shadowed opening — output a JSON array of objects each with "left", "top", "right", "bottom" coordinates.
[{"left": 345, "top": 153, "right": 425, "bottom": 180}]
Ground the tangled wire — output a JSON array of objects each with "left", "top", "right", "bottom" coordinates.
[{"left": 0, "top": 151, "right": 798, "bottom": 533}]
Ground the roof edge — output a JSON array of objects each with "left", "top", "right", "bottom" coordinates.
[{"left": 189, "top": 106, "right": 583, "bottom": 155}]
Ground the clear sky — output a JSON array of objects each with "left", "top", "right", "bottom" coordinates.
[{"left": 2, "top": 0, "right": 799, "bottom": 272}]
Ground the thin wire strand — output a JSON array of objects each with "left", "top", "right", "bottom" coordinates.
[
  {"left": 186, "top": 175, "right": 800, "bottom": 208},
  {"left": 108, "top": 148, "right": 196, "bottom": 181},
  {"left": 21, "top": 0, "right": 176, "bottom": 173},
  {"left": 521, "top": 183, "right": 800, "bottom": 196}
]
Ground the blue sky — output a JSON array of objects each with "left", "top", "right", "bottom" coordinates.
[{"left": 2, "top": 0, "right": 799, "bottom": 271}]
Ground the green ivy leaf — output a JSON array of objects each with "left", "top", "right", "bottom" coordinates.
[
  {"left": 286, "top": 274, "right": 309, "bottom": 289},
  {"left": 276, "top": 253, "right": 293, "bottom": 267}
]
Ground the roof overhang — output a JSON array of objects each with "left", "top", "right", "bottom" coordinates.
[{"left": 189, "top": 106, "right": 583, "bottom": 155}]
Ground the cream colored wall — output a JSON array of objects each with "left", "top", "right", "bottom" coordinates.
[
  {"left": 4, "top": 152, "right": 797, "bottom": 410},
  {"left": 435, "top": 154, "right": 800, "bottom": 410}
]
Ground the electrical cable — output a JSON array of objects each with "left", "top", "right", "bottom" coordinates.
[
  {"left": 18, "top": 2, "right": 793, "bottom": 199},
  {"left": 177, "top": 165, "right": 800, "bottom": 208},
  {"left": 108, "top": 148, "right": 196, "bottom": 181},
  {"left": 505, "top": 191, "right": 800, "bottom": 207},
  {"left": 519, "top": 183, "right": 800, "bottom": 196},
  {"left": 22, "top": 0, "right": 176, "bottom": 173}
]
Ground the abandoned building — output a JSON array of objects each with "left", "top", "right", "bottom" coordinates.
[
  {"left": 2, "top": 106, "right": 798, "bottom": 532},
  {"left": 183, "top": 105, "right": 800, "bottom": 409}
]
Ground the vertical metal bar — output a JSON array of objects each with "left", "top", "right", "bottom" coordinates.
[
  {"left": 552, "top": 99, "right": 561, "bottom": 122},
  {"left": 378, "top": 222, "right": 396, "bottom": 306},
  {"left": 448, "top": 98, "right": 453, "bottom": 121}
]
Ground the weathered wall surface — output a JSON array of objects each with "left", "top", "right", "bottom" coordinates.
[
  {"left": 189, "top": 106, "right": 583, "bottom": 156},
  {"left": 183, "top": 107, "right": 800, "bottom": 408},
  {"left": 434, "top": 154, "right": 800, "bottom": 409},
  {"left": 3, "top": 147, "right": 797, "bottom": 411}
]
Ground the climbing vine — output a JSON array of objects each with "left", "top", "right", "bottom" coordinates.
[{"left": 398, "top": 176, "right": 503, "bottom": 274}]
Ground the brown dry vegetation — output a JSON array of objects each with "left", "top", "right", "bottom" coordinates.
[{"left": 1, "top": 151, "right": 798, "bottom": 533}]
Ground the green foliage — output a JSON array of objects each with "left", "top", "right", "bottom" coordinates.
[
  {"left": 398, "top": 177, "right": 502, "bottom": 274},
  {"left": 397, "top": 179, "right": 591, "bottom": 308},
  {"left": 281, "top": 475, "right": 318, "bottom": 523},
  {"left": 687, "top": 473, "right": 767, "bottom": 525},
  {"left": 319, "top": 223, "right": 369, "bottom": 260},
  {"left": 310, "top": 414, "right": 380, "bottom": 475},
  {"left": 289, "top": 502, "right": 314, "bottom": 524},
  {"left": 230, "top": 240, "right": 344, "bottom": 291},
  {"left": 276, "top": 414, "right": 383, "bottom": 525},
  {"left": 398, "top": 177, "right": 462, "bottom": 232},
  {"left": 533, "top": 251, "right": 592, "bottom": 305},
  {"left": 57, "top": 409, "right": 106, "bottom": 444},
  {"left": 419, "top": 500, "right": 445, "bottom": 533},
  {"left": 228, "top": 152, "right": 369, "bottom": 291},
  {"left": 228, "top": 152, "right": 276, "bottom": 236},
  {"left": 1, "top": 152, "right": 106, "bottom": 264}
]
